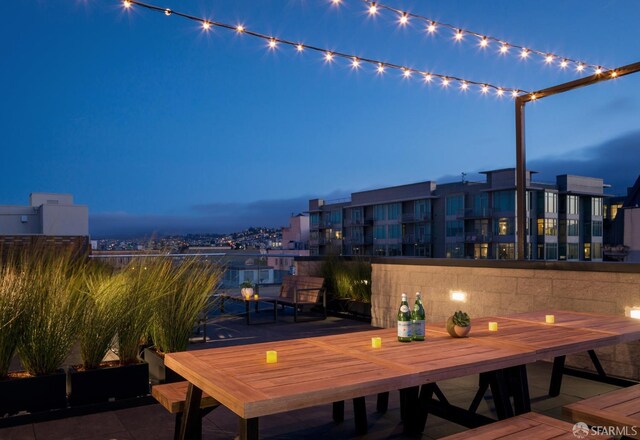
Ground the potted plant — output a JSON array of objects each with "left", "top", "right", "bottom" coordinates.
[
  {"left": 67, "top": 269, "right": 149, "bottom": 406},
  {"left": 446, "top": 310, "right": 471, "bottom": 338},
  {"left": 9, "top": 250, "right": 85, "bottom": 414},
  {"left": 0, "top": 262, "right": 28, "bottom": 417},
  {"left": 240, "top": 280, "right": 254, "bottom": 300},
  {"left": 146, "top": 257, "right": 222, "bottom": 383}
]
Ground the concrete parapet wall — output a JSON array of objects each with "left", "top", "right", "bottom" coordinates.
[{"left": 371, "top": 259, "right": 640, "bottom": 381}]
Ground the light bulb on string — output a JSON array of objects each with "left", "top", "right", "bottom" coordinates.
[
  {"left": 236, "top": 25, "right": 245, "bottom": 33},
  {"left": 545, "top": 54, "right": 554, "bottom": 64},
  {"left": 520, "top": 48, "right": 530, "bottom": 59},
  {"left": 202, "top": 21, "right": 211, "bottom": 30},
  {"left": 611, "top": 71, "right": 618, "bottom": 78},
  {"left": 296, "top": 44, "right": 304, "bottom": 52},
  {"left": 460, "top": 81, "right": 468, "bottom": 91},
  {"left": 351, "top": 57, "right": 360, "bottom": 69},
  {"left": 479, "top": 37, "right": 488, "bottom": 48},
  {"left": 423, "top": 73, "right": 433, "bottom": 83},
  {"left": 377, "top": 63, "right": 385, "bottom": 73},
  {"left": 399, "top": 12, "right": 409, "bottom": 25},
  {"left": 268, "top": 38, "right": 277, "bottom": 49},
  {"left": 454, "top": 29, "right": 464, "bottom": 41},
  {"left": 576, "top": 63, "right": 585, "bottom": 72},
  {"left": 441, "top": 77, "right": 450, "bottom": 87},
  {"left": 369, "top": 3, "right": 378, "bottom": 15},
  {"left": 481, "top": 84, "right": 489, "bottom": 94},
  {"left": 560, "top": 59, "right": 568, "bottom": 69},
  {"left": 164, "top": 9, "right": 171, "bottom": 16},
  {"left": 427, "top": 21, "right": 437, "bottom": 33},
  {"left": 595, "top": 66, "right": 603, "bottom": 75},
  {"left": 511, "top": 90, "right": 519, "bottom": 98},
  {"left": 324, "top": 52, "right": 334, "bottom": 62},
  {"left": 496, "top": 88, "right": 504, "bottom": 97},
  {"left": 499, "top": 43, "right": 509, "bottom": 54},
  {"left": 123, "top": 0, "right": 132, "bottom": 8},
  {"left": 403, "top": 68, "right": 411, "bottom": 78}
]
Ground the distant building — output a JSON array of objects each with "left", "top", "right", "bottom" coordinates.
[
  {"left": 0, "top": 193, "right": 89, "bottom": 254},
  {"left": 267, "top": 214, "right": 310, "bottom": 277},
  {"left": 604, "top": 176, "right": 640, "bottom": 262},
  {"left": 309, "top": 169, "right": 606, "bottom": 261}
]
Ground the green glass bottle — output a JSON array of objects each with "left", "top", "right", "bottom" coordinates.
[
  {"left": 397, "top": 293, "right": 412, "bottom": 342},
  {"left": 412, "top": 292, "right": 426, "bottom": 341}
]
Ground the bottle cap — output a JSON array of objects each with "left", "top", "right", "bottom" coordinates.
[
  {"left": 401, "top": 292, "right": 407, "bottom": 299},
  {"left": 416, "top": 291, "right": 421, "bottom": 297}
]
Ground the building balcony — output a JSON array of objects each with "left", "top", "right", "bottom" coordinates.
[
  {"left": 459, "top": 208, "right": 493, "bottom": 219},
  {"left": 401, "top": 213, "right": 431, "bottom": 223},
  {"left": 402, "top": 234, "right": 431, "bottom": 244},
  {"left": 343, "top": 218, "right": 364, "bottom": 227},
  {"left": 465, "top": 234, "right": 493, "bottom": 243}
]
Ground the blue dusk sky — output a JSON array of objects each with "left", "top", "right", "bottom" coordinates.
[{"left": 2, "top": 0, "right": 639, "bottom": 237}]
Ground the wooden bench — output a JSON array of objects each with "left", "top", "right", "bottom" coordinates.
[
  {"left": 440, "top": 412, "right": 613, "bottom": 439},
  {"left": 265, "top": 275, "right": 326, "bottom": 322},
  {"left": 152, "top": 381, "right": 220, "bottom": 440},
  {"left": 563, "top": 384, "right": 640, "bottom": 439}
]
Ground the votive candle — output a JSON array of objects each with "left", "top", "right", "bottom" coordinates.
[
  {"left": 545, "top": 314, "right": 555, "bottom": 324},
  {"left": 371, "top": 337, "right": 382, "bottom": 348},
  {"left": 488, "top": 321, "right": 498, "bottom": 332},
  {"left": 266, "top": 350, "right": 277, "bottom": 364},
  {"left": 254, "top": 293, "right": 259, "bottom": 300}
]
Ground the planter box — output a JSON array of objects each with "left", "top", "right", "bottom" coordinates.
[
  {"left": 0, "top": 370, "right": 67, "bottom": 416},
  {"left": 143, "top": 348, "right": 184, "bottom": 384},
  {"left": 347, "top": 300, "right": 372, "bottom": 318},
  {"left": 67, "top": 362, "right": 149, "bottom": 406}
]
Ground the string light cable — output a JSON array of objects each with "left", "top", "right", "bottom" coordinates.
[
  {"left": 120, "top": 0, "right": 532, "bottom": 98},
  {"left": 337, "top": 0, "right": 612, "bottom": 77}
]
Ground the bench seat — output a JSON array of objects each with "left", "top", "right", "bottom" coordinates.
[
  {"left": 440, "top": 412, "right": 613, "bottom": 439},
  {"left": 563, "top": 384, "right": 640, "bottom": 440},
  {"left": 263, "top": 275, "right": 326, "bottom": 322}
]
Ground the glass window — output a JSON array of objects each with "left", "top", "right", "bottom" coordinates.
[
  {"left": 545, "top": 192, "right": 558, "bottom": 214},
  {"left": 537, "top": 219, "right": 544, "bottom": 236},
  {"left": 415, "top": 199, "right": 431, "bottom": 219},
  {"left": 446, "top": 220, "right": 464, "bottom": 237},
  {"left": 609, "top": 203, "right": 621, "bottom": 220},
  {"left": 387, "top": 244, "right": 401, "bottom": 256},
  {"left": 545, "top": 243, "right": 558, "bottom": 260},
  {"left": 592, "top": 220, "right": 603, "bottom": 237},
  {"left": 593, "top": 242, "right": 602, "bottom": 259},
  {"left": 446, "top": 195, "right": 464, "bottom": 216},
  {"left": 387, "top": 203, "right": 401, "bottom": 220},
  {"left": 493, "top": 190, "right": 515, "bottom": 212},
  {"left": 567, "top": 219, "right": 579, "bottom": 236},
  {"left": 310, "top": 213, "right": 319, "bottom": 226},
  {"left": 567, "top": 243, "right": 579, "bottom": 260},
  {"left": 474, "top": 243, "right": 488, "bottom": 259},
  {"left": 545, "top": 218, "right": 557, "bottom": 236},
  {"left": 474, "top": 193, "right": 488, "bottom": 216},
  {"left": 330, "top": 210, "right": 342, "bottom": 225},
  {"left": 496, "top": 243, "right": 515, "bottom": 260},
  {"left": 373, "top": 205, "right": 386, "bottom": 221},
  {"left": 374, "top": 225, "right": 386, "bottom": 239},
  {"left": 584, "top": 243, "right": 591, "bottom": 260},
  {"left": 495, "top": 217, "right": 513, "bottom": 236},
  {"left": 388, "top": 224, "right": 401, "bottom": 239},
  {"left": 567, "top": 195, "right": 579, "bottom": 215},
  {"left": 592, "top": 197, "right": 603, "bottom": 217},
  {"left": 351, "top": 208, "right": 362, "bottom": 222},
  {"left": 445, "top": 243, "right": 464, "bottom": 258}
]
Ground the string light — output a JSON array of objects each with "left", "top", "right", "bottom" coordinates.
[
  {"left": 611, "top": 71, "right": 618, "bottom": 78},
  {"left": 118, "top": 0, "right": 527, "bottom": 99},
  {"left": 576, "top": 63, "right": 585, "bottom": 72},
  {"left": 460, "top": 81, "right": 468, "bottom": 90},
  {"left": 545, "top": 54, "right": 554, "bottom": 64},
  {"left": 331, "top": 0, "right": 342, "bottom": 4},
  {"left": 595, "top": 66, "right": 603, "bottom": 75},
  {"left": 511, "top": 90, "right": 519, "bottom": 98},
  {"left": 560, "top": 59, "right": 569, "bottom": 68},
  {"left": 350, "top": 0, "right": 608, "bottom": 75},
  {"left": 164, "top": 8, "right": 171, "bottom": 16}
]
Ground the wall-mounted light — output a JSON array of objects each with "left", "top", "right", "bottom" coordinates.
[
  {"left": 450, "top": 291, "right": 467, "bottom": 302},
  {"left": 626, "top": 307, "right": 640, "bottom": 320}
]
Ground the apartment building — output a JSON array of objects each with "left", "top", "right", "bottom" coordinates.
[{"left": 309, "top": 169, "right": 605, "bottom": 261}]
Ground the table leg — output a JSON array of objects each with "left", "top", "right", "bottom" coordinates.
[
  {"left": 332, "top": 401, "right": 344, "bottom": 423},
  {"left": 488, "top": 369, "right": 513, "bottom": 420},
  {"left": 238, "top": 417, "right": 259, "bottom": 440},
  {"left": 469, "top": 373, "right": 490, "bottom": 414},
  {"left": 353, "top": 396, "right": 367, "bottom": 435},
  {"left": 549, "top": 355, "right": 566, "bottom": 397},
  {"left": 400, "top": 386, "right": 420, "bottom": 434},
  {"left": 508, "top": 365, "right": 531, "bottom": 415},
  {"left": 376, "top": 392, "right": 389, "bottom": 413},
  {"left": 179, "top": 383, "right": 203, "bottom": 440}
]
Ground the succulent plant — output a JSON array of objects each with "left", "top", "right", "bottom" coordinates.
[{"left": 451, "top": 310, "right": 470, "bottom": 327}]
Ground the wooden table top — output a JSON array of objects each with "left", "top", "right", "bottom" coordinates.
[{"left": 165, "top": 311, "right": 640, "bottom": 419}]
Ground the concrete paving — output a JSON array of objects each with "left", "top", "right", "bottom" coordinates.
[{"left": 0, "top": 307, "right": 622, "bottom": 440}]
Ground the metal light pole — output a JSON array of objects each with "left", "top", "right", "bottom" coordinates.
[{"left": 515, "top": 61, "right": 640, "bottom": 260}]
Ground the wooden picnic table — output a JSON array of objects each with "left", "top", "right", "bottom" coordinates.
[{"left": 165, "top": 311, "right": 640, "bottom": 439}]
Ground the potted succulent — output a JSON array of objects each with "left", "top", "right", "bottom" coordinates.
[
  {"left": 240, "top": 280, "right": 254, "bottom": 300},
  {"left": 446, "top": 310, "right": 471, "bottom": 338},
  {"left": 67, "top": 269, "right": 149, "bottom": 406}
]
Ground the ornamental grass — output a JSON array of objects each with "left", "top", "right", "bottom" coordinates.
[{"left": 0, "top": 263, "right": 27, "bottom": 378}]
